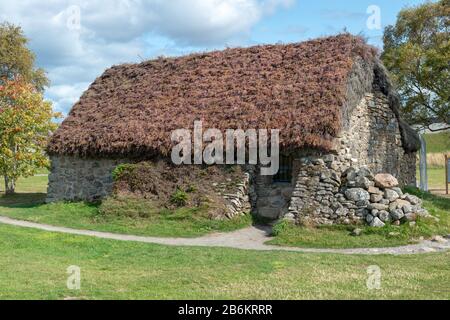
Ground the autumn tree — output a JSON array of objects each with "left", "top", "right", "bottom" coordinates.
[
  {"left": 0, "top": 79, "right": 59, "bottom": 194},
  {"left": 0, "top": 22, "right": 58, "bottom": 194},
  {"left": 382, "top": 0, "right": 449, "bottom": 131},
  {"left": 0, "top": 22, "right": 48, "bottom": 91}
]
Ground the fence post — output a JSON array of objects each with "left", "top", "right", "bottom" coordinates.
[
  {"left": 446, "top": 154, "right": 449, "bottom": 195},
  {"left": 419, "top": 133, "right": 428, "bottom": 192}
]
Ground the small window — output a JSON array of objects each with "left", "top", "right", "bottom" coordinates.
[{"left": 273, "top": 155, "right": 293, "bottom": 183}]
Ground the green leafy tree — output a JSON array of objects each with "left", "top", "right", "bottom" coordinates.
[
  {"left": 0, "top": 22, "right": 49, "bottom": 91},
  {"left": 0, "top": 22, "right": 57, "bottom": 194},
  {"left": 0, "top": 79, "right": 60, "bottom": 194},
  {"left": 382, "top": 0, "right": 449, "bottom": 131}
]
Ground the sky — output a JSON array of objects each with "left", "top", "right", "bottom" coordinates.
[{"left": 0, "top": 0, "right": 428, "bottom": 117}]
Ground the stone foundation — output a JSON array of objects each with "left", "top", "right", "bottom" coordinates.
[{"left": 47, "top": 156, "right": 123, "bottom": 202}]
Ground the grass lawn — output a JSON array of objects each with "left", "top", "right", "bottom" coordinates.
[
  {"left": 0, "top": 223, "right": 449, "bottom": 300},
  {"left": 0, "top": 175, "right": 48, "bottom": 194},
  {"left": 418, "top": 167, "right": 447, "bottom": 190},
  {"left": 0, "top": 175, "right": 252, "bottom": 238},
  {"left": 0, "top": 173, "right": 449, "bottom": 300},
  {"left": 0, "top": 193, "right": 252, "bottom": 238},
  {"left": 420, "top": 131, "right": 449, "bottom": 191},
  {"left": 269, "top": 188, "right": 450, "bottom": 249},
  {"left": 424, "top": 132, "right": 450, "bottom": 154}
]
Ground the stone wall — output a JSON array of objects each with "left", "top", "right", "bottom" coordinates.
[
  {"left": 338, "top": 92, "right": 416, "bottom": 186},
  {"left": 252, "top": 173, "right": 293, "bottom": 220},
  {"left": 286, "top": 91, "right": 418, "bottom": 225},
  {"left": 213, "top": 169, "right": 253, "bottom": 219},
  {"left": 287, "top": 155, "right": 351, "bottom": 225},
  {"left": 46, "top": 156, "right": 123, "bottom": 202},
  {"left": 47, "top": 157, "right": 254, "bottom": 220},
  {"left": 286, "top": 162, "right": 429, "bottom": 226}
]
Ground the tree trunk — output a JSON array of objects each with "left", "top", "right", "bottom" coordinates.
[
  {"left": 4, "top": 176, "right": 15, "bottom": 195},
  {"left": 4, "top": 143, "right": 18, "bottom": 195}
]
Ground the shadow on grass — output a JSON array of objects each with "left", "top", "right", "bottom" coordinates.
[
  {"left": 0, "top": 193, "right": 47, "bottom": 208},
  {"left": 0, "top": 193, "right": 100, "bottom": 212}
]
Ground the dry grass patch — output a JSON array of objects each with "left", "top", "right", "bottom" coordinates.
[{"left": 113, "top": 161, "right": 247, "bottom": 219}]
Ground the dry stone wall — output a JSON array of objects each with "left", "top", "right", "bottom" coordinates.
[
  {"left": 286, "top": 92, "right": 419, "bottom": 225},
  {"left": 339, "top": 92, "right": 416, "bottom": 186},
  {"left": 213, "top": 169, "right": 253, "bottom": 219},
  {"left": 286, "top": 155, "right": 351, "bottom": 225},
  {"left": 286, "top": 156, "right": 428, "bottom": 226},
  {"left": 46, "top": 156, "right": 123, "bottom": 202}
]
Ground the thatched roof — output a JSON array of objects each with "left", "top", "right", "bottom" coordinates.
[{"left": 47, "top": 34, "right": 419, "bottom": 157}]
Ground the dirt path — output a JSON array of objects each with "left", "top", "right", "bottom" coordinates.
[{"left": 0, "top": 215, "right": 448, "bottom": 255}]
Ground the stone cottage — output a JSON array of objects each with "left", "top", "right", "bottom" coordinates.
[{"left": 46, "top": 34, "right": 421, "bottom": 225}]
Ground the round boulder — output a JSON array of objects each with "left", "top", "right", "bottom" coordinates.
[
  {"left": 355, "top": 176, "right": 372, "bottom": 189},
  {"left": 384, "top": 189, "right": 400, "bottom": 202},
  {"left": 390, "top": 209, "right": 405, "bottom": 221},
  {"left": 370, "top": 217, "right": 385, "bottom": 228},
  {"left": 404, "top": 194, "right": 422, "bottom": 206},
  {"left": 370, "top": 193, "right": 383, "bottom": 203},
  {"left": 365, "top": 214, "right": 374, "bottom": 224},
  {"left": 378, "top": 210, "right": 390, "bottom": 222},
  {"left": 345, "top": 188, "right": 370, "bottom": 202},
  {"left": 374, "top": 174, "right": 399, "bottom": 188}
]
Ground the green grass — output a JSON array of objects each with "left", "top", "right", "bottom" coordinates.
[
  {"left": 0, "top": 175, "right": 48, "bottom": 194},
  {"left": 1, "top": 174, "right": 252, "bottom": 238},
  {"left": 417, "top": 167, "right": 448, "bottom": 190},
  {"left": 416, "top": 131, "right": 449, "bottom": 189},
  {"left": 424, "top": 132, "right": 450, "bottom": 153},
  {"left": 0, "top": 193, "right": 253, "bottom": 238},
  {"left": 424, "top": 167, "right": 447, "bottom": 189},
  {"left": 0, "top": 223, "right": 449, "bottom": 300},
  {"left": 0, "top": 172, "right": 449, "bottom": 299},
  {"left": 269, "top": 188, "right": 449, "bottom": 249}
]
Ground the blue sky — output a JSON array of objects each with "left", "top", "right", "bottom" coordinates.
[
  {"left": 0, "top": 0, "right": 428, "bottom": 117},
  {"left": 252, "top": 0, "right": 425, "bottom": 46}
]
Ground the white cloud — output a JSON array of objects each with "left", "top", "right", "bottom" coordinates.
[
  {"left": 149, "top": 0, "right": 261, "bottom": 45},
  {"left": 46, "top": 82, "right": 90, "bottom": 114},
  {"left": 0, "top": 0, "right": 295, "bottom": 115}
]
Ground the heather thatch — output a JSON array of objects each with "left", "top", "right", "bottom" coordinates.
[{"left": 47, "top": 34, "right": 418, "bottom": 158}]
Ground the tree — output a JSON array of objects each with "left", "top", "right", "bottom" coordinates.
[
  {"left": 0, "top": 22, "right": 49, "bottom": 91},
  {"left": 0, "top": 78, "right": 60, "bottom": 194},
  {"left": 382, "top": 0, "right": 449, "bottom": 132},
  {"left": 0, "top": 22, "right": 57, "bottom": 194}
]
